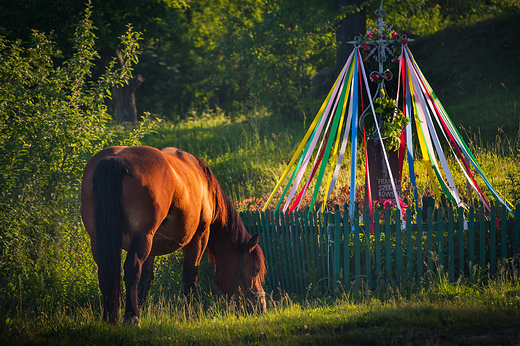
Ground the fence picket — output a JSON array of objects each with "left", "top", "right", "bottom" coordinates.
[
  {"left": 479, "top": 206, "right": 485, "bottom": 269},
  {"left": 491, "top": 203, "right": 496, "bottom": 274},
  {"left": 375, "top": 210, "right": 382, "bottom": 281},
  {"left": 334, "top": 205, "right": 341, "bottom": 290},
  {"left": 343, "top": 206, "right": 350, "bottom": 287},
  {"left": 469, "top": 206, "right": 475, "bottom": 269},
  {"left": 515, "top": 206, "right": 520, "bottom": 268},
  {"left": 427, "top": 208, "right": 433, "bottom": 271},
  {"left": 354, "top": 213, "right": 361, "bottom": 286},
  {"left": 501, "top": 205, "right": 507, "bottom": 260},
  {"left": 417, "top": 207, "right": 423, "bottom": 277},
  {"left": 448, "top": 207, "right": 454, "bottom": 280},
  {"left": 437, "top": 208, "right": 443, "bottom": 269},
  {"left": 385, "top": 210, "right": 392, "bottom": 280},
  {"left": 395, "top": 210, "right": 402, "bottom": 284},
  {"left": 406, "top": 208, "right": 412, "bottom": 280},
  {"left": 458, "top": 207, "right": 464, "bottom": 278}
]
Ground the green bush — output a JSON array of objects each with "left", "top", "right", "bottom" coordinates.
[{"left": 0, "top": 5, "right": 152, "bottom": 316}]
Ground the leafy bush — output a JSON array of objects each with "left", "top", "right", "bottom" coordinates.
[{"left": 0, "top": 5, "right": 154, "bottom": 316}]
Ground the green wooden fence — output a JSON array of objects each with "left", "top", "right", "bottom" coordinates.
[{"left": 240, "top": 203, "right": 520, "bottom": 295}]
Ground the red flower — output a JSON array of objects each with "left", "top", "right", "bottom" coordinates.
[
  {"left": 392, "top": 58, "right": 400, "bottom": 63},
  {"left": 361, "top": 43, "right": 370, "bottom": 51},
  {"left": 398, "top": 196, "right": 408, "bottom": 210},
  {"left": 371, "top": 74, "right": 379, "bottom": 83},
  {"left": 368, "top": 31, "right": 375, "bottom": 39},
  {"left": 401, "top": 38, "right": 409, "bottom": 45},
  {"left": 383, "top": 199, "right": 395, "bottom": 209},
  {"left": 392, "top": 31, "right": 399, "bottom": 38}
]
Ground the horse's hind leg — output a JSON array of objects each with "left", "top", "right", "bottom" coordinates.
[
  {"left": 123, "top": 234, "right": 153, "bottom": 327},
  {"left": 138, "top": 256, "right": 155, "bottom": 308}
]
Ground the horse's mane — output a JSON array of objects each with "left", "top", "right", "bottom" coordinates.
[{"left": 194, "top": 157, "right": 266, "bottom": 282}]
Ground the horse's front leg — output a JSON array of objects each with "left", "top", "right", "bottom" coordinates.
[
  {"left": 124, "top": 234, "right": 152, "bottom": 327},
  {"left": 182, "top": 229, "right": 209, "bottom": 320},
  {"left": 138, "top": 256, "right": 155, "bottom": 308}
]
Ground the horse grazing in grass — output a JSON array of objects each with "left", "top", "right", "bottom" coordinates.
[{"left": 81, "top": 146, "right": 266, "bottom": 326}]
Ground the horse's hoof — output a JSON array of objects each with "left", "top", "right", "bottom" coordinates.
[{"left": 125, "top": 316, "right": 141, "bottom": 328}]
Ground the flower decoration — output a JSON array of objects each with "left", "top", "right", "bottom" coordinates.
[
  {"left": 370, "top": 71, "right": 382, "bottom": 83},
  {"left": 369, "top": 71, "right": 393, "bottom": 84},
  {"left": 374, "top": 196, "right": 408, "bottom": 225}
]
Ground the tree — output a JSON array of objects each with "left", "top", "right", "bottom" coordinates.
[
  {"left": 335, "top": 0, "right": 366, "bottom": 76},
  {"left": 0, "top": 0, "right": 185, "bottom": 123}
]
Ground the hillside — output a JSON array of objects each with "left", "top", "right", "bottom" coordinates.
[{"left": 410, "top": 10, "right": 520, "bottom": 142}]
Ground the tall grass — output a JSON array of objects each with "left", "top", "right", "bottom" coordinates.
[{"left": 3, "top": 260, "right": 519, "bottom": 345}]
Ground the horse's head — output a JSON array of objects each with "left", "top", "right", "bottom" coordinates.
[{"left": 218, "top": 234, "right": 267, "bottom": 314}]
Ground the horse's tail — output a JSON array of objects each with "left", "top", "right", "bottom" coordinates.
[{"left": 92, "top": 156, "right": 129, "bottom": 320}]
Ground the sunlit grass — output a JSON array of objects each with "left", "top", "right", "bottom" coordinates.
[{"left": 3, "top": 263, "right": 520, "bottom": 345}]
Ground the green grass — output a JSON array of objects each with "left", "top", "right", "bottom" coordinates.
[{"left": 3, "top": 270, "right": 520, "bottom": 345}]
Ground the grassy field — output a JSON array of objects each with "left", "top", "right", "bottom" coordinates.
[{"left": 3, "top": 270, "right": 520, "bottom": 345}]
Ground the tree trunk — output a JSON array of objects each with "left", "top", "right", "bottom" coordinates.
[
  {"left": 335, "top": 0, "right": 366, "bottom": 78},
  {"left": 109, "top": 49, "right": 145, "bottom": 123},
  {"left": 111, "top": 74, "right": 145, "bottom": 123}
]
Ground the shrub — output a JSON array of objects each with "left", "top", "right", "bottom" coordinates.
[{"left": 0, "top": 4, "right": 154, "bottom": 315}]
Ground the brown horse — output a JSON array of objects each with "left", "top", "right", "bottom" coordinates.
[{"left": 81, "top": 146, "right": 266, "bottom": 325}]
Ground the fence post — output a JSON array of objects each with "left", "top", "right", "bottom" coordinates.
[
  {"left": 364, "top": 209, "right": 371, "bottom": 288},
  {"left": 491, "top": 202, "right": 496, "bottom": 274},
  {"left": 417, "top": 207, "right": 423, "bottom": 278},
  {"left": 334, "top": 205, "right": 341, "bottom": 291},
  {"left": 295, "top": 211, "right": 305, "bottom": 293},
  {"left": 469, "top": 206, "right": 475, "bottom": 272},
  {"left": 457, "top": 207, "right": 464, "bottom": 278},
  {"left": 427, "top": 207, "right": 433, "bottom": 271},
  {"left": 385, "top": 208, "right": 392, "bottom": 281},
  {"left": 354, "top": 208, "right": 361, "bottom": 287},
  {"left": 300, "top": 210, "right": 309, "bottom": 292},
  {"left": 479, "top": 206, "right": 485, "bottom": 270},
  {"left": 515, "top": 206, "right": 520, "bottom": 270},
  {"left": 318, "top": 212, "right": 327, "bottom": 292},
  {"left": 500, "top": 205, "right": 507, "bottom": 261},
  {"left": 448, "top": 207, "right": 454, "bottom": 281},
  {"left": 395, "top": 209, "right": 402, "bottom": 284},
  {"left": 437, "top": 208, "right": 443, "bottom": 270},
  {"left": 343, "top": 204, "right": 350, "bottom": 287},
  {"left": 375, "top": 209, "right": 381, "bottom": 281},
  {"left": 406, "top": 207, "right": 412, "bottom": 280}
]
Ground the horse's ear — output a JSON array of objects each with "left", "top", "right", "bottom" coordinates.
[{"left": 246, "top": 234, "right": 259, "bottom": 253}]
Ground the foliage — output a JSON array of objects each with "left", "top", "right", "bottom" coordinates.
[
  {"left": 0, "top": 5, "right": 156, "bottom": 314},
  {"left": 372, "top": 91, "right": 409, "bottom": 151},
  {"left": 2, "top": 0, "right": 520, "bottom": 122},
  {"left": 217, "top": 0, "right": 337, "bottom": 120}
]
